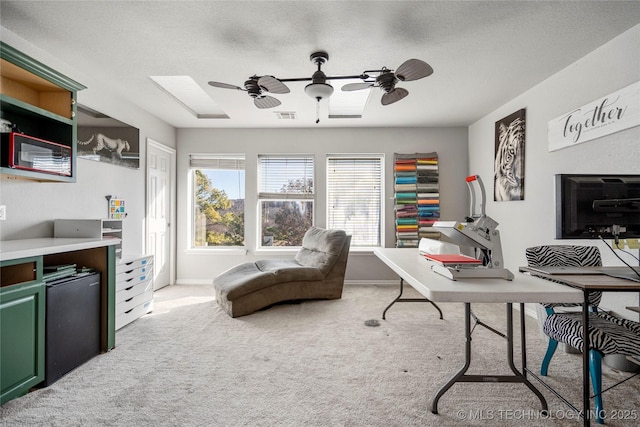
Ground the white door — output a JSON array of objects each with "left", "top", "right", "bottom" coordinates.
[{"left": 147, "top": 139, "right": 176, "bottom": 290}]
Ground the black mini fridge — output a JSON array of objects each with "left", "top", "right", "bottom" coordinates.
[{"left": 45, "top": 271, "right": 101, "bottom": 386}]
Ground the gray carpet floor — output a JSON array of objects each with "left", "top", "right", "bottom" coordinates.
[{"left": 2, "top": 284, "right": 639, "bottom": 426}]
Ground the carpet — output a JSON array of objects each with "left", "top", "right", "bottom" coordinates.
[{"left": 2, "top": 284, "right": 639, "bottom": 426}]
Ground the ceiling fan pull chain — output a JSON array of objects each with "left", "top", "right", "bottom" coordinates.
[{"left": 315, "top": 98, "right": 320, "bottom": 124}]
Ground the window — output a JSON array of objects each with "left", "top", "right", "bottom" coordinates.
[
  {"left": 190, "top": 154, "right": 245, "bottom": 248},
  {"left": 258, "top": 155, "right": 314, "bottom": 247},
  {"left": 327, "top": 155, "right": 383, "bottom": 247}
]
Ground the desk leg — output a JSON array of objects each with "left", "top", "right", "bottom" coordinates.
[
  {"left": 430, "top": 303, "right": 472, "bottom": 414},
  {"left": 582, "top": 290, "right": 591, "bottom": 427},
  {"left": 382, "top": 278, "right": 443, "bottom": 320},
  {"left": 429, "top": 303, "right": 548, "bottom": 415},
  {"left": 506, "top": 303, "right": 548, "bottom": 412},
  {"left": 520, "top": 303, "right": 527, "bottom": 379}
]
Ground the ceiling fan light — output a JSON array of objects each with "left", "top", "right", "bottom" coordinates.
[{"left": 305, "top": 82, "right": 334, "bottom": 100}]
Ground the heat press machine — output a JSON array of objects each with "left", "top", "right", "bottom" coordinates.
[{"left": 430, "top": 175, "right": 514, "bottom": 280}]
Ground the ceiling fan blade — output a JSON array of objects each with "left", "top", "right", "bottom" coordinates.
[
  {"left": 341, "top": 82, "right": 374, "bottom": 91},
  {"left": 208, "top": 81, "right": 245, "bottom": 90},
  {"left": 395, "top": 59, "right": 433, "bottom": 81},
  {"left": 257, "top": 76, "right": 290, "bottom": 94},
  {"left": 381, "top": 87, "right": 409, "bottom": 106},
  {"left": 254, "top": 95, "right": 281, "bottom": 109}
]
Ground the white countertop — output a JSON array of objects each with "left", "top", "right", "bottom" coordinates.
[
  {"left": 374, "top": 248, "right": 583, "bottom": 304},
  {"left": 0, "top": 237, "right": 121, "bottom": 262}
]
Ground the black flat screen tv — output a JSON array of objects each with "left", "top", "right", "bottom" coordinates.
[{"left": 556, "top": 174, "right": 640, "bottom": 240}]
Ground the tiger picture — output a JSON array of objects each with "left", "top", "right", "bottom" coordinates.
[{"left": 494, "top": 109, "right": 526, "bottom": 201}]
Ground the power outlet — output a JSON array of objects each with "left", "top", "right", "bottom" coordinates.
[
  {"left": 612, "top": 239, "right": 626, "bottom": 249},
  {"left": 0, "top": 205, "right": 5, "bottom": 221}
]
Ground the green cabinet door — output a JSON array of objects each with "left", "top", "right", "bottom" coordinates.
[{"left": 0, "top": 280, "right": 45, "bottom": 404}]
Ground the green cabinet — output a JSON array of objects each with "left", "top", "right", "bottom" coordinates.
[
  {"left": 0, "top": 257, "right": 45, "bottom": 405},
  {"left": 0, "top": 240, "right": 117, "bottom": 405},
  {"left": 0, "top": 42, "right": 86, "bottom": 182}
]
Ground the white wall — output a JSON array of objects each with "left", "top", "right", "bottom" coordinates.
[
  {"left": 175, "top": 127, "right": 468, "bottom": 284},
  {"left": 0, "top": 28, "right": 176, "bottom": 255},
  {"left": 468, "top": 25, "right": 640, "bottom": 319},
  {"left": 4, "top": 21, "right": 637, "bottom": 309}
]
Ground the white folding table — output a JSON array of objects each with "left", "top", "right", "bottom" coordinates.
[{"left": 373, "top": 248, "right": 583, "bottom": 417}]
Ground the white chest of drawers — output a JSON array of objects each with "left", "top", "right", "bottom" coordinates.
[{"left": 115, "top": 254, "right": 154, "bottom": 330}]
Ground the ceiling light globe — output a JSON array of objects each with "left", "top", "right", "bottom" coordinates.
[{"left": 305, "top": 82, "right": 334, "bottom": 100}]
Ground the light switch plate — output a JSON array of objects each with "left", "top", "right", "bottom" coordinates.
[{"left": 0, "top": 205, "right": 5, "bottom": 221}]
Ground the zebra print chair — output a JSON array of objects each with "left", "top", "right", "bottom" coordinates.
[{"left": 526, "top": 245, "right": 640, "bottom": 424}]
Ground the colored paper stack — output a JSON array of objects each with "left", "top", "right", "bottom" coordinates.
[{"left": 394, "top": 153, "right": 440, "bottom": 247}]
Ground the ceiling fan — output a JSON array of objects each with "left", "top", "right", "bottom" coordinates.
[
  {"left": 208, "top": 51, "right": 433, "bottom": 115},
  {"left": 341, "top": 59, "right": 434, "bottom": 105},
  {"left": 208, "top": 75, "right": 290, "bottom": 109}
]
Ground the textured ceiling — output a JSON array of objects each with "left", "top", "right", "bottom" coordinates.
[{"left": 1, "top": 1, "right": 639, "bottom": 128}]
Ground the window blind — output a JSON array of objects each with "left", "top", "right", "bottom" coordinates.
[
  {"left": 258, "top": 155, "right": 314, "bottom": 200},
  {"left": 327, "top": 156, "right": 383, "bottom": 246},
  {"left": 189, "top": 154, "right": 245, "bottom": 170}
]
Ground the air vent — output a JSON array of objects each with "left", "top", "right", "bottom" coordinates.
[{"left": 274, "top": 111, "right": 297, "bottom": 120}]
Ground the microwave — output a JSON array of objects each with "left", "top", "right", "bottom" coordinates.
[{"left": 1, "top": 132, "right": 72, "bottom": 176}]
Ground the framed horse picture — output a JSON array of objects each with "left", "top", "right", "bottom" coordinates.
[{"left": 494, "top": 108, "right": 526, "bottom": 201}]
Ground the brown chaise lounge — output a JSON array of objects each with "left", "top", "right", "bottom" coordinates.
[{"left": 213, "top": 227, "right": 351, "bottom": 317}]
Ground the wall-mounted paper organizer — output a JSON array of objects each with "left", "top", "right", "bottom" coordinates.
[
  {"left": 394, "top": 152, "right": 441, "bottom": 248},
  {"left": 54, "top": 219, "right": 123, "bottom": 258}
]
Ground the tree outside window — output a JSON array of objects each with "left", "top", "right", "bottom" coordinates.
[
  {"left": 259, "top": 155, "right": 314, "bottom": 247},
  {"left": 191, "top": 155, "right": 245, "bottom": 248}
]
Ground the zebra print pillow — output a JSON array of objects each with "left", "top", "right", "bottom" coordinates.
[
  {"left": 525, "top": 245, "right": 602, "bottom": 268},
  {"left": 525, "top": 245, "right": 602, "bottom": 307}
]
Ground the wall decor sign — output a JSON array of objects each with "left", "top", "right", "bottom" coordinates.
[
  {"left": 548, "top": 81, "right": 640, "bottom": 152},
  {"left": 109, "top": 198, "right": 126, "bottom": 219},
  {"left": 494, "top": 108, "right": 526, "bottom": 201}
]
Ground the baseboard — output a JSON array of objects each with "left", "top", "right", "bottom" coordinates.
[
  {"left": 344, "top": 280, "right": 399, "bottom": 286},
  {"left": 174, "top": 279, "right": 400, "bottom": 286},
  {"left": 175, "top": 279, "right": 213, "bottom": 286},
  {"left": 523, "top": 303, "right": 538, "bottom": 319}
]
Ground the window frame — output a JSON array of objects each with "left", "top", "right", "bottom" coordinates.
[
  {"left": 257, "top": 154, "right": 315, "bottom": 250},
  {"left": 326, "top": 153, "right": 385, "bottom": 250},
  {"left": 188, "top": 153, "right": 246, "bottom": 252}
]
